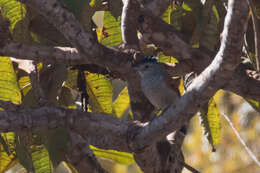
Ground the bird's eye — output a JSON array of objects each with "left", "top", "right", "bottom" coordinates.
[{"left": 145, "top": 65, "right": 149, "bottom": 69}]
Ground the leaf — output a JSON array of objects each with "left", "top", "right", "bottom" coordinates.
[
  {"left": 112, "top": 87, "right": 130, "bottom": 118},
  {"left": 109, "top": 0, "right": 123, "bottom": 19},
  {"left": 100, "top": 12, "right": 122, "bottom": 46},
  {"left": 31, "top": 145, "right": 53, "bottom": 173},
  {"left": 0, "top": 134, "right": 10, "bottom": 155},
  {"left": 18, "top": 76, "right": 31, "bottom": 96},
  {"left": 158, "top": 52, "right": 178, "bottom": 63},
  {"left": 246, "top": 99, "right": 260, "bottom": 113},
  {"left": 40, "top": 64, "right": 67, "bottom": 104},
  {"left": 15, "top": 141, "right": 33, "bottom": 172},
  {"left": 86, "top": 72, "right": 113, "bottom": 114},
  {"left": 182, "top": 2, "right": 193, "bottom": 11},
  {"left": 61, "top": 0, "right": 101, "bottom": 32},
  {"left": 200, "top": 98, "right": 221, "bottom": 151},
  {"left": 199, "top": 3, "right": 219, "bottom": 51},
  {"left": 58, "top": 86, "right": 77, "bottom": 108},
  {"left": 0, "top": 0, "right": 32, "bottom": 43},
  {"left": 43, "top": 128, "right": 69, "bottom": 167},
  {"left": 161, "top": 6, "right": 173, "bottom": 24},
  {"left": 0, "top": 57, "right": 21, "bottom": 104},
  {"left": 90, "top": 145, "right": 134, "bottom": 165},
  {"left": 60, "top": 0, "right": 89, "bottom": 17},
  {"left": 0, "top": 152, "right": 16, "bottom": 173},
  {"left": 0, "top": 132, "right": 16, "bottom": 172}
]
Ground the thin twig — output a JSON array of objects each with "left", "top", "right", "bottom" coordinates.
[
  {"left": 221, "top": 112, "right": 260, "bottom": 168},
  {"left": 247, "top": 0, "right": 260, "bottom": 71},
  {"left": 180, "top": 161, "right": 201, "bottom": 173}
]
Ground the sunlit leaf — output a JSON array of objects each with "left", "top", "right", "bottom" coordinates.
[
  {"left": 0, "top": 57, "right": 21, "bottom": 104},
  {"left": 100, "top": 12, "right": 122, "bottom": 46},
  {"left": 158, "top": 52, "right": 178, "bottom": 64},
  {"left": 113, "top": 87, "right": 130, "bottom": 118},
  {"left": 0, "top": 132, "right": 16, "bottom": 172},
  {"left": 161, "top": 6, "right": 173, "bottom": 24},
  {"left": 246, "top": 99, "right": 260, "bottom": 113},
  {"left": 200, "top": 98, "right": 221, "bottom": 151},
  {"left": 0, "top": 0, "right": 25, "bottom": 31},
  {"left": 86, "top": 72, "right": 113, "bottom": 114},
  {"left": 0, "top": 134, "right": 10, "bottom": 155},
  {"left": 0, "top": 0, "right": 32, "bottom": 43},
  {"left": 31, "top": 145, "right": 53, "bottom": 173},
  {"left": 90, "top": 145, "right": 134, "bottom": 165},
  {"left": 178, "top": 78, "right": 185, "bottom": 96},
  {"left": 182, "top": 2, "right": 193, "bottom": 11}
]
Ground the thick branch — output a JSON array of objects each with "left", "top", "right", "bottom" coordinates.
[
  {"left": 19, "top": 0, "right": 133, "bottom": 73},
  {"left": 0, "top": 106, "right": 131, "bottom": 152},
  {"left": 138, "top": 0, "right": 170, "bottom": 16},
  {"left": 224, "top": 64, "right": 260, "bottom": 101},
  {"left": 0, "top": 43, "right": 83, "bottom": 64},
  {"left": 121, "top": 0, "right": 140, "bottom": 49},
  {"left": 138, "top": 10, "right": 193, "bottom": 60},
  {"left": 67, "top": 132, "right": 108, "bottom": 173},
  {"left": 131, "top": 0, "right": 249, "bottom": 150},
  {"left": 138, "top": 3, "right": 260, "bottom": 102}
]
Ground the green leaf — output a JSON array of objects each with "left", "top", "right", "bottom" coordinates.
[
  {"left": 31, "top": 145, "right": 53, "bottom": 173},
  {"left": 0, "top": 0, "right": 32, "bottom": 43},
  {"left": 60, "top": 0, "right": 89, "bottom": 17},
  {"left": 112, "top": 87, "right": 130, "bottom": 118},
  {"left": 200, "top": 98, "right": 221, "bottom": 151},
  {"left": 100, "top": 12, "right": 122, "bottom": 46},
  {"left": 18, "top": 76, "right": 31, "bottom": 95},
  {"left": 43, "top": 128, "right": 69, "bottom": 167},
  {"left": 0, "top": 135, "right": 10, "bottom": 155},
  {"left": 0, "top": 151, "right": 16, "bottom": 173},
  {"left": 0, "top": 132, "right": 16, "bottom": 172},
  {"left": 170, "top": 5, "right": 187, "bottom": 30},
  {"left": 0, "top": 57, "right": 21, "bottom": 104},
  {"left": 58, "top": 86, "right": 77, "bottom": 108},
  {"left": 90, "top": 145, "right": 134, "bottom": 165},
  {"left": 158, "top": 52, "right": 178, "bottom": 63},
  {"left": 86, "top": 72, "right": 113, "bottom": 114},
  {"left": 182, "top": 2, "right": 193, "bottom": 11},
  {"left": 16, "top": 141, "right": 33, "bottom": 172},
  {"left": 161, "top": 6, "right": 173, "bottom": 24},
  {"left": 0, "top": 0, "right": 25, "bottom": 31},
  {"left": 199, "top": 1, "right": 219, "bottom": 51},
  {"left": 246, "top": 99, "right": 260, "bottom": 113}
]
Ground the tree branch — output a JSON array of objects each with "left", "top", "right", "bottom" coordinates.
[
  {"left": 131, "top": 0, "right": 249, "bottom": 151},
  {"left": 0, "top": 106, "right": 131, "bottom": 152},
  {"left": 138, "top": 10, "right": 193, "bottom": 60},
  {"left": 0, "top": 43, "right": 83, "bottom": 64},
  {"left": 67, "top": 131, "right": 108, "bottom": 173},
  {"left": 138, "top": 0, "right": 170, "bottom": 16},
  {"left": 121, "top": 0, "right": 140, "bottom": 49}
]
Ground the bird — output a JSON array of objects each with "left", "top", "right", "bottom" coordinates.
[{"left": 133, "top": 58, "right": 180, "bottom": 110}]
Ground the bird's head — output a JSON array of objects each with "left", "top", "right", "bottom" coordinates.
[{"left": 133, "top": 57, "right": 163, "bottom": 78}]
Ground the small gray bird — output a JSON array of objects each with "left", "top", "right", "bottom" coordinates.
[{"left": 133, "top": 59, "right": 180, "bottom": 110}]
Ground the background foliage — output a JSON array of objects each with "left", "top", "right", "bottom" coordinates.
[{"left": 0, "top": 0, "right": 260, "bottom": 172}]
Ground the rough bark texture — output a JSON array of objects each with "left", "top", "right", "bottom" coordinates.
[{"left": 0, "top": 0, "right": 255, "bottom": 172}]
